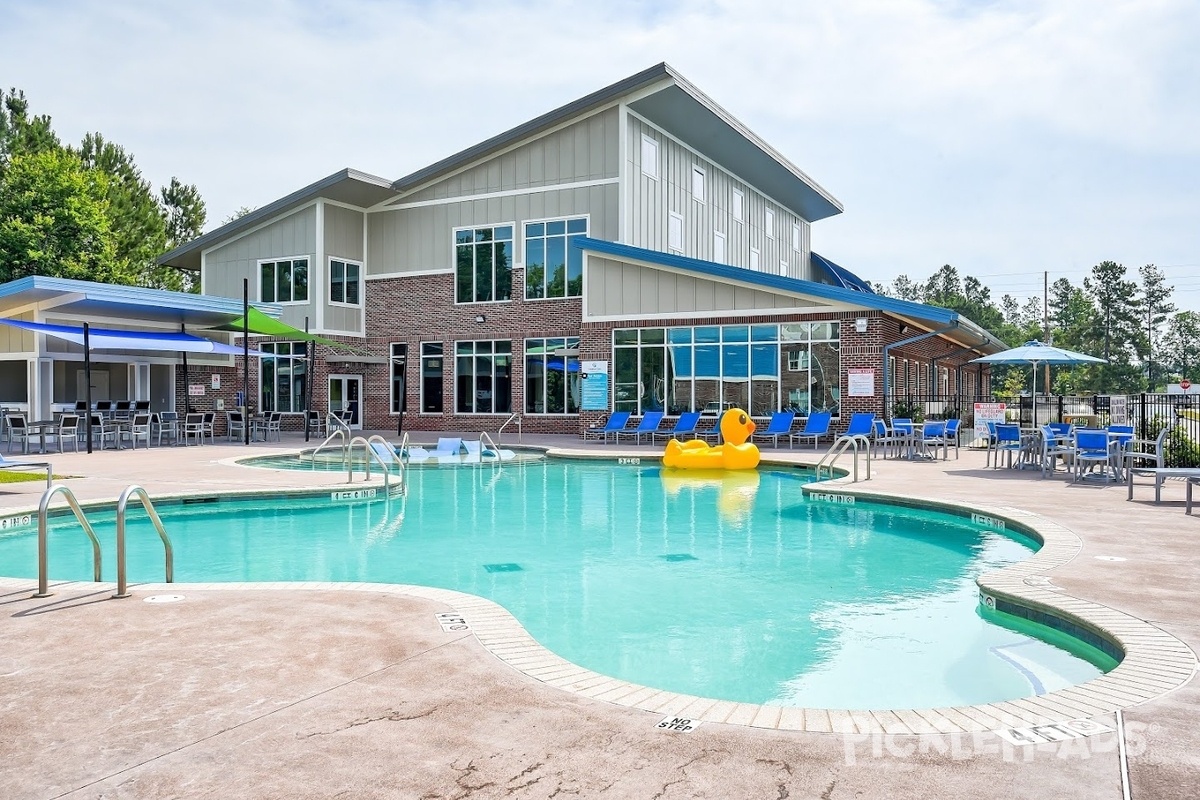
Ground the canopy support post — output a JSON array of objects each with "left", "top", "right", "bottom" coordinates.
[
  {"left": 304, "top": 317, "right": 313, "bottom": 442},
  {"left": 243, "top": 278, "right": 250, "bottom": 446},
  {"left": 84, "top": 322, "right": 92, "bottom": 454}
]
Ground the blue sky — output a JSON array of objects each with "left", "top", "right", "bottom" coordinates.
[{"left": 3, "top": 0, "right": 1198, "bottom": 310}]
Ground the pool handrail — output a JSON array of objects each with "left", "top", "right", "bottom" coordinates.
[
  {"left": 114, "top": 484, "right": 174, "bottom": 599},
  {"left": 34, "top": 483, "right": 102, "bottom": 598},
  {"left": 498, "top": 412, "right": 522, "bottom": 444},
  {"left": 310, "top": 426, "right": 349, "bottom": 465},
  {"left": 816, "top": 434, "right": 872, "bottom": 482},
  {"left": 348, "top": 435, "right": 401, "bottom": 496}
]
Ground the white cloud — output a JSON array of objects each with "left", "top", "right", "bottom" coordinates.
[{"left": 2, "top": 0, "right": 1198, "bottom": 306}]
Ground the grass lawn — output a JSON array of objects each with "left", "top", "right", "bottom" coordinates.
[{"left": 0, "top": 470, "right": 61, "bottom": 484}]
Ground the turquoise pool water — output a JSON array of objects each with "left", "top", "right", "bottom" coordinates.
[{"left": 0, "top": 461, "right": 1112, "bottom": 709}]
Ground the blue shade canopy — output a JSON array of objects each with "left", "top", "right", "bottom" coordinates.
[
  {"left": 0, "top": 318, "right": 279, "bottom": 357},
  {"left": 969, "top": 341, "right": 1106, "bottom": 366}
]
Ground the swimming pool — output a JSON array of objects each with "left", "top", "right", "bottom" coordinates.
[{"left": 0, "top": 461, "right": 1114, "bottom": 710}]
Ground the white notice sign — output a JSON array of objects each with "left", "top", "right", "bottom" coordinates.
[
  {"left": 973, "top": 402, "right": 1006, "bottom": 439},
  {"left": 847, "top": 368, "right": 874, "bottom": 397}
]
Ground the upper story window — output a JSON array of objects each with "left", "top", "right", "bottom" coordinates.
[
  {"left": 329, "top": 259, "right": 361, "bottom": 305},
  {"left": 691, "top": 166, "right": 705, "bottom": 203},
  {"left": 792, "top": 222, "right": 802, "bottom": 252},
  {"left": 641, "top": 135, "right": 658, "bottom": 179},
  {"left": 668, "top": 213, "right": 684, "bottom": 252},
  {"left": 780, "top": 260, "right": 788, "bottom": 275},
  {"left": 260, "top": 257, "right": 309, "bottom": 304},
  {"left": 732, "top": 189, "right": 744, "bottom": 222},
  {"left": 713, "top": 231, "right": 726, "bottom": 264},
  {"left": 455, "top": 225, "right": 513, "bottom": 304},
  {"left": 764, "top": 209, "right": 775, "bottom": 239},
  {"left": 525, "top": 217, "right": 586, "bottom": 299},
  {"left": 749, "top": 247, "right": 760, "bottom": 271}
]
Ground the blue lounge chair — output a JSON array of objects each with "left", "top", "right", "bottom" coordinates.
[
  {"left": 615, "top": 411, "right": 664, "bottom": 444},
  {"left": 788, "top": 411, "right": 832, "bottom": 449},
  {"left": 585, "top": 411, "right": 631, "bottom": 442},
  {"left": 841, "top": 412, "right": 875, "bottom": 437},
  {"left": 751, "top": 411, "right": 796, "bottom": 448},
  {"left": 651, "top": 412, "right": 701, "bottom": 443},
  {"left": 430, "top": 437, "right": 464, "bottom": 461},
  {"left": 694, "top": 415, "right": 722, "bottom": 443}
]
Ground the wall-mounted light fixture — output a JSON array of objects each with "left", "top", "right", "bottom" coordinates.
[
  {"left": 855, "top": 317, "right": 869, "bottom": 334},
  {"left": 474, "top": 314, "right": 486, "bottom": 324},
  {"left": 899, "top": 324, "right": 909, "bottom": 334}
]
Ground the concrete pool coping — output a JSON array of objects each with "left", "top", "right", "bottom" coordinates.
[{"left": 3, "top": 442, "right": 1194, "bottom": 737}]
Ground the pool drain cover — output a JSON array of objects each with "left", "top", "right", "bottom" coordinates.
[
  {"left": 660, "top": 553, "right": 698, "bottom": 562},
  {"left": 144, "top": 594, "right": 186, "bottom": 603},
  {"left": 483, "top": 563, "right": 523, "bottom": 573}
]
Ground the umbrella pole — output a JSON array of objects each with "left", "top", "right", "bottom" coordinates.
[
  {"left": 243, "top": 278, "right": 250, "bottom": 446},
  {"left": 84, "top": 322, "right": 92, "bottom": 455}
]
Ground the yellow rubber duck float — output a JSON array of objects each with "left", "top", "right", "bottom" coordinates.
[{"left": 662, "top": 408, "right": 760, "bottom": 470}]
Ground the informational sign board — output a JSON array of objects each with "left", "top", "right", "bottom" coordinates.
[
  {"left": 847, "top": 368, "right": 874, "bottom": 397},
  {"left": 188, "top": 384, "right": 206, "bottom": 397},
  {"left": 973, "top": 402, "right": 1006, "bottom": 439},
  {"left": 211, "top": 374, "right": 221, "bottom": 390},
  {"left": 581, "top": 360, "right": 609, "bottom": 411},
  {"left": 1108, "top": 395, "right": 1128, "bottom": 425}
]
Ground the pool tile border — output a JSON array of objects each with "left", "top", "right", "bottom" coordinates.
[{"left": 1, "top": 453, "right": 1195, "bottom": 735}]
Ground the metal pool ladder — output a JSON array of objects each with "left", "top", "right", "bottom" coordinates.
[
  {"left": 347, "top": 434, "right": 404, "bottom": 496},
  {"left": 33, "top": 483, "right": 174, "bottom": 599},
  {"left": 815, "top": 434, "right": 873, "bottom": 482}
]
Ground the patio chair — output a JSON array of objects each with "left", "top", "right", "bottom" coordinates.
[
  {"left": 871, "top": 418, "right": 901, "bottom": 459},
  {"left": 183, "top": 412, "right": 206, "bottom": 446},
  {"left": 694, "top": 415, "right": 722, "bottom": 443},
  {"left": 113, "top": 400, "right": 132, "bottom": 419},
  {"left": 156, "top": 411, "right": 180, "bottom": 446},
  {"left": 95, "top": 400, "right": 113, "bottom": 418},
  {"left": 929, "top": 418, "right": 962, "bottom": 459},
  {"left": 788, "top": 411, "right": 833, "bottom": 449},
  {"left": 134, "top": 400, "right": 151, "bottom": 413},
  {"left": 615, "top": 411, "right": 665, "bottom": 444},
  {"left": 992, "top": 424, "right": 1023, "bottom": 469},
  {"left": 1071, "top": 428, "right": 1117, "bottom": 482},
  {"left": 306, "top": 410, "right": 326, "bottom": 437},
  {"left": 226, "top": 411, "right": 247, "bottom": 442},
  {"left": 56, "top": 414, "right": 81, "bottom": 453},
  {"left": 750, "top": 411, "right": 796, "bottom": 448},
  {"left": 6, "top": 414, "right": 30, "bottom": 454},
  {"left": 1039, "top": 425, "right": 1075, "bottom": 478},
  {"left": 651, "top": 412, "right": 702, "bottom": 443},
  {"left": 123, "top": 413, "right": 153, "bottom": 449},
  {"left": 583, "top": 411, "right": 631, "bottom": 442},
  {"left": 88, "top": 413, "right": 119, "bottom": 450},
  {"left": 202, "top": 412, "right": 217, "bottom": 444},
  {"left": 841, "top": 412, "right": 876, "bottom": 438},
  {"left": 1122, "top": 427, "right": 1169, "bottom": 473}
]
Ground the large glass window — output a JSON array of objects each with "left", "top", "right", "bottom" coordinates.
[
  {"left": 260, "top": 258, "right": 309, "bottom": 303},
  {"left": 525, "top": 218, "right": 586, "bottom": 299},
  {"left": 455, "top": 225, "right": 513, "bottom": 303},
  {"left": 421, "top": 342, "right": 443, "bottom": 413},
  {"left": 455, "top": 340, "right": 512, "bottom": 414},
  {"left": 329, "top": 259, "right": 361, "bottom": 305},
  {"left": 613, "top": 322, "right": 840, "bottom": 417},
  {"left": 525, "top": 337, "right": 580, "bottom": 414},
  {"left": 390, "top": 343, "right": 407, "bottom": 414},
  {"left": 260, "top": 342, "right": 307, "bottom": 413}
]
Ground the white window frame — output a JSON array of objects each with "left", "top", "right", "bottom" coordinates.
[
  {"left": 780, "top": 260, "right": 788, "bottom": 275},
  {"left": 749, "top": 247, "right": 760, "bottom": 271},
  {"left": 691, "top": 166, "right": 706, "bottom": 203},
  {"left": 259, "top": 341, "right": 308, "bottom": 413},
  {"left": 328, "top": 257, "right": 362, "bottom": 307},
  {"left": 792, "top": 223, "right": 802, "bottom": 252},
  {"left": 454, "top": 339, "right": 513, "bottom": 415},
  {"left": 641, "top": 135, "right": 659, "bottom": 179},
  {"left": 522, "top": 214, "right": 589, "bottom": 301},
  {"left": 452, "top": 222, "right": 516, "bottom": 305},
  {"left": 258, "top": 256, "right": 310, "bottom": 305},
  {"left": 668, "top": 212, "right": 684, "bottom": 252},
  {"left": 713, "top": 230, "right": 726, "bottom": 264},
  {"left": 524, "top": 336, "right": 581, "bottom": 415},
  {"left": 732, "top": 189, "right": 744, "bottom": 222},
  {"left": 764, "top": 209, "right": 775, "bottom": 239}
]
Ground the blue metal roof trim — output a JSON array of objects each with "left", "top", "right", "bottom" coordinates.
[
  {"left": 0, "top": 276, "right": 283, "bottom": 318},
  {"left": 574, "top": 238, "right": 958, "bottom": 326},
  {"left": 810, "top": 252, "right": 875, "bottom": 294}
]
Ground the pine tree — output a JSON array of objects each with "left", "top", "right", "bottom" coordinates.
[{"left": 1138, "top": 263, "right": 1176, "bottom": 391}]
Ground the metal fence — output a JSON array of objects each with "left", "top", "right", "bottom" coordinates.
[{"left": 889, "top": 392, "right": 1200, "bottom": 467}]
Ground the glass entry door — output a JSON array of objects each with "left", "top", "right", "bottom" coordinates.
[{"left": 328, "top": 375, "right": 362, "bottom": 429}]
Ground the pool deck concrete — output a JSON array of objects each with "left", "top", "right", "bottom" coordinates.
[{"left": 1, "top": 432, "right": 1197, "bottom": 799}]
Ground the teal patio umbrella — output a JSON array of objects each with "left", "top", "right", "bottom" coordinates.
[{"left": 969, "top": 341, "right": 1106, "bottom": 396}]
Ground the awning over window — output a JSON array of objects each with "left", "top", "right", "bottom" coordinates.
[{"left": 0, "top": 318, "right": 281, "bottom": 356}]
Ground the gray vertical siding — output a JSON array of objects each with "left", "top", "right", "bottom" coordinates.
[
  {"left": 324, "top": 204, "right": 365, "bottom": 333},
  {"left": 399, "top": 107, "right": 619, "bottom": 205},
  {"left": 368, "top": 184, "right": 618, "bottom": 275},
  {"left": 625, "top": 114, "right": 813, "bottom": 281},
  {"left": 203, "top": 205, "right": 317, "bottom": 330},
  {"left": 0, "top": 310, "right": 35, "bottom": 354},
  {"left": 585, "top": 256, "right": 827, "bottom": 318}
]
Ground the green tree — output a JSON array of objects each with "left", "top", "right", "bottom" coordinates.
[
  {"left": 1084, "top": 260, "right": 1145, "bottom": 392},
  {"left": 74, "top": 132, "right": 177, "bottom": 289},
  {"left": 222, "top": 205, "right": 255, "bottom": 225},
  {"left": 0, "top": 88, "right": 59, "bottom": 173},
  {"left": 0, "top": 149, "right": 123, "bottom": 283},
  {"left": 1161, "top": 311, "right": 1200, "bottom": 383},
  {"left": 161, "top": 177, "right": 207, "bottom": 292},
  {"left": 1138, "top": 263, "right": 1176, "bottom": 391},
  {"left": 1047, "top": 278, "right": 1101, "bottom": 392}
]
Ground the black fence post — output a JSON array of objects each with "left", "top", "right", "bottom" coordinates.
[{"left": 1140, "top": 393, "right": 1148, "bottom": 437}]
